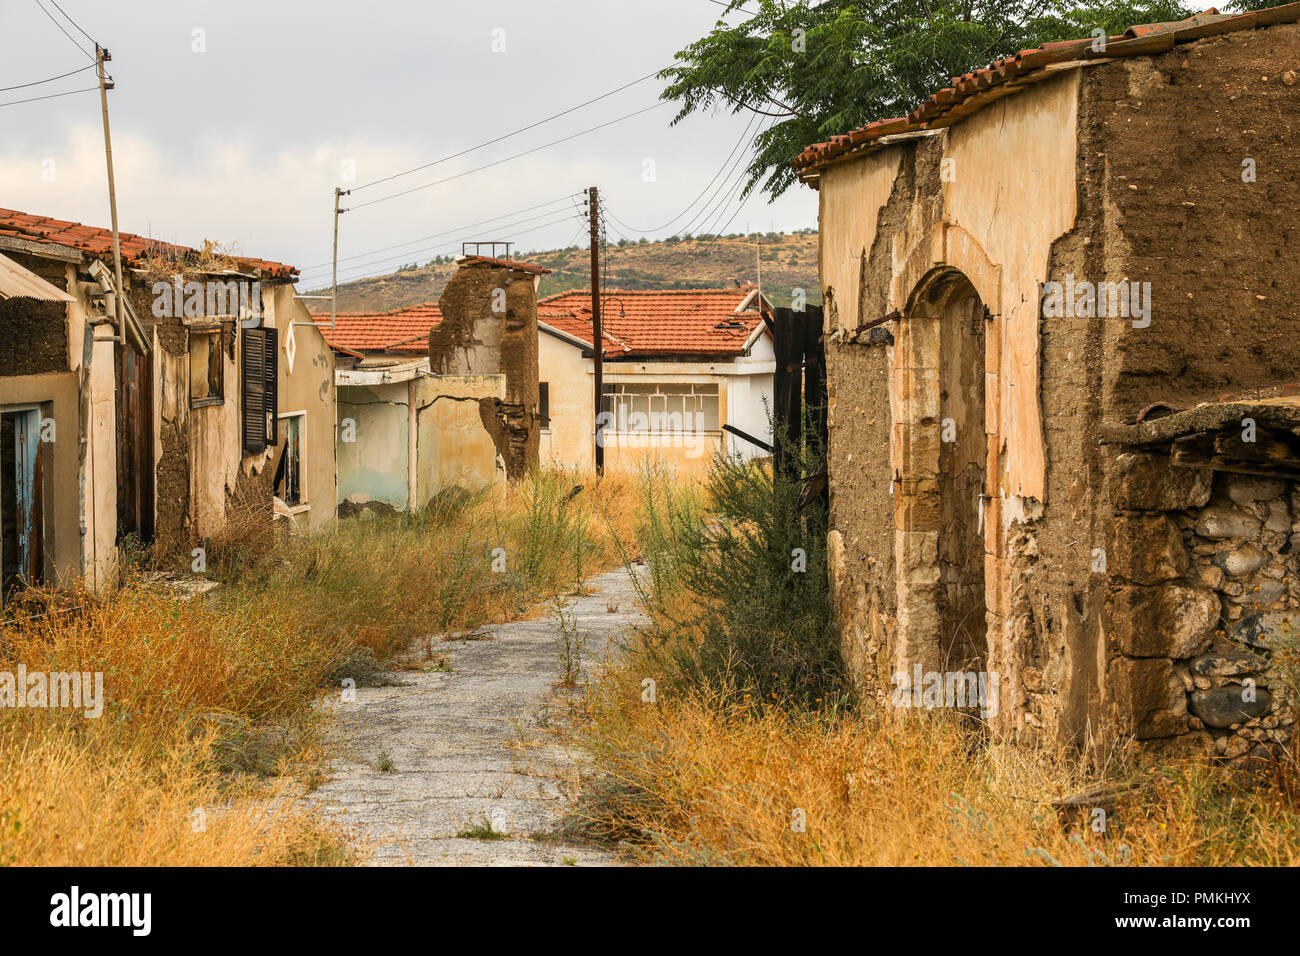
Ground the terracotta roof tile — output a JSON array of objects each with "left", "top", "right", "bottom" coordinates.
[
  {"left": 537, "top": 287, "right": 769, "bottom": 358},
  {"left": 0, "top": 207, "right": 298, "bottom": 278},
  {"left": 793, "top": 4, "right": 1300, "bottom": 175},
  {"left": 317, "top": 303, "right": 442, "bottom": 354}
]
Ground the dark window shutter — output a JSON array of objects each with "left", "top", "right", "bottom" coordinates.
[
  {"left": 242, "top": 327, "right": 280, "bottom": 455},
  {"left": 263, "top": 326, "right": 278, "bottom": 448},
  {"left": 242, "top": 329, "right": 266, "bottom": 455}
]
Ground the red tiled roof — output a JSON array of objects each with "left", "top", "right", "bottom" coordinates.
[
  {"left": 317, "top": 303, "right": 442, "bottom": 354},
  {"left": 793, "top": 4, "right": 1300, "bottom": 175},
  {"left": 459, "top": 255, "right": 552, "bottom": 275},
  {"left": 538, "top": 287, "right": 769, "bottom": 358},
  {"left": 0, "top": 208, "right": 297, "bottom": 278}
]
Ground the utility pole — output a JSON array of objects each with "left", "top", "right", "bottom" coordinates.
[
  {"left": 95, "top": 45, "right": 124, "bottom": 343},
  {"left": 331, "top": 187, "right": 348, "bottom": 331},
  {"left": 588, "top": 185, "right": 604, "bottom": 476}
]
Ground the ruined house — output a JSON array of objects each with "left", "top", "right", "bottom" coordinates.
[
  {"left": 0, "top": 208, "right": 337, "bottom": 588},
  {"left": 322, "top": 300, "right": 506, "bottom": 514},
  {"left": 537, "top": 287, "right": 775, "bottom": 472},
  {"left": 793, "top": 5, "right": 1300, "bottom": 763},
  {"left": 428, "top": 255, "right": 548, "bottom": 481}
]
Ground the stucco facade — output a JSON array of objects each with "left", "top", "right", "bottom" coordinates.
[{"left": 801, "top": 11, "right": 1300, "bottom": 761}]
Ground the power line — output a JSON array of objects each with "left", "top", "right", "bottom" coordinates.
[
  {"left": 33, "top": 0, "right": 94, "bottom": 61},
  {"left": 603, "top": 109, "right": 760, "bottom": 235},
  {"left": 300, "top": 211, "right": 585, "bottom": 283},
  {"left": 46, "top": 0, "right": 98, "bottom": 46},
  {"left": 642, "top": 113, "right": 770, "bottom": 251},
  {"left": 314, "top": 213, "right": 582, "bottom": 287},
  {"left": 703, "top": 0, "right": 762, "bottom": 16},
  {"left": 299, "top": 193, "right": 582, "bottom": 271},
  {"left": 0, "top": 85, "right": 99, "bottom": 109},
  {"left": 351, "top": 69, "right": 665, "bottom": 193},
  {"left": 298, "top": 207, "right": 583, "bottom": 279},
  {"left": 0, "top": 61, "right": 95, "bottom": 93},
  {"left": 349, "top": 102, "right": 669, "bottom": 211}
]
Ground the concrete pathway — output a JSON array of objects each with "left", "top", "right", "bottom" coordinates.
[{"left": 310, "top": 566, "right": 642, "bottom": 866}]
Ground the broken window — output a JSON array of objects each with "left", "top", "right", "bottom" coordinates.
[
  {"left": 274, "top": 412, "right": 304, "bottom": 507},
  {"left": 241, "top": 327, "right": 278, "bottom": 455},
  {"left": 0, "top": 407, "right": 44, "bottom": 603},
  {"left": 601, "top": 383, "right": 719, "bottom": 433},
  {"left": 188, "top": 328, "right": 224, "bottom": 407},
  {"left": 538, "top": 382, "right": 550, "bottom": 429}
]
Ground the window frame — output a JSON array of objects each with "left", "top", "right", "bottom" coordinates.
[{"left": 188, "top": 325, "right": 225, "bottom": 409}]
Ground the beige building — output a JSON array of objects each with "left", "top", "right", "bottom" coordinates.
[
  {"left": 0, "top": 206, "right": 338, "bottom": 596},
  {"left": 318, "top": 254, "right": 544, "bottom": 513},
  {"left": 794, "top": 5, "right": 1300, "bottom": 762},
  {"left": 536, "top": 287, "right": 775, "bottom": 473}
]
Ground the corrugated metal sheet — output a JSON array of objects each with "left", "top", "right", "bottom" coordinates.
[{"left": 0, "top": 251, "right": 73, "bottom": 303}]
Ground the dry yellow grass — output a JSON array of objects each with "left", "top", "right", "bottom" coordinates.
[
  {"left": 574, "top": 665, "right": 1300, "bottom": 867},
  {"left": 0, "top": 727, "right": 349, "bottom": 866},
  {"left": 0, "top": 467, "right": 645, "bottom": 866}
]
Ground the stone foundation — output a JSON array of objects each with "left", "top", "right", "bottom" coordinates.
[{"left": 1107, "top": 452, "right": 1297, "bottom": 764}]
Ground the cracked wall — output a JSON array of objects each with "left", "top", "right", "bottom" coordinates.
[{"left": 430, "top": 261, "right": 539, "bottom": 479}]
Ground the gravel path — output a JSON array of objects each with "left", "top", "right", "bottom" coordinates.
[{"left": 310, "top": 566, "right": 643, "bottom": 866}]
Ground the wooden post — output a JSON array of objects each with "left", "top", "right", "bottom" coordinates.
[{"left": 588, "top": 186, "right": 604, "bottom": 476}]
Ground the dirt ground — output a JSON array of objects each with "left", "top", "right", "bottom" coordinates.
[{"left": 308, "top": 566, "right": 642, "bottom": 866}]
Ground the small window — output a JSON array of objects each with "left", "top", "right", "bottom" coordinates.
[
  {"left": 538, "top": 383, "right": 550, "bottom": 429},
  {"left": 275, "top": 413, "right": 304, "bottom": 507},
  {"left": 189, "top": 328, "right": 224, "bottom": 407}
]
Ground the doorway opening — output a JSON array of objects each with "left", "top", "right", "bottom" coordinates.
[
  {"left": 0, "top": 407, "right": 45, "bottom": 602},
  {"left": 894, "top": 270, "right": 989, "bottom": 675}
]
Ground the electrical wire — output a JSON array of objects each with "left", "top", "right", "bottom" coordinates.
[
  {"left": 297, "top": 207, "right": 584, "bottom": 280},
  {"left": 350, "top": 69, "right": 665, "bottom": 194},
  {"left": 603, "top": 109, "right": 760, "bottom": 236},
  {"left": 349, "top": 102, "right": 668, "bottom": 211},
  {"left": 0, "top": 85, "right": 99, "bottom": 109},
  {"left": 301, "top": 211, "right": 585, "bottom": 283},
  {"left": 298, "top": 193, "right": 582, "bottom": 271},
  {"left": 0, "top": 61, "right": 95, "bottom": 93},
  {"left": 317, "top": 213, "right": 582, "bottom": 286},
  {"left": 33, "top": 0, "right": 94, "bottom": 61},
  {"left": 46, "top": 0, "right": 98, "bottom": 46}
]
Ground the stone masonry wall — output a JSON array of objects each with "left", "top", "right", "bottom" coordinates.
[{"left": 1108, "top": 451, "right": 1296, "bottom": 763}]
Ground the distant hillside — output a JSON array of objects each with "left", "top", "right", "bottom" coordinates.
[{"left": 305, "top": 231, "right": 820, "bottom": 314}]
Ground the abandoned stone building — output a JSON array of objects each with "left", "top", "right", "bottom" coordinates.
[
  {"left": 0, "top": 208, "right": 337, "bottom": 593},
  {"left": 319, "top": 254, "right": 547, "bottom": 514},
  {"left": 794, "top": 4, "right": 1300, "bottom": 763},
  {"left": 428, "top": 255, "right": 547, "bottom": 481}
]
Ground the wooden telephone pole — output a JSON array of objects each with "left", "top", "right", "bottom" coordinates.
[
  {"left": 588, "top": 186, "right": 604, "bottom": 476},
  {"left": 95, "top": 45, "right": 124, "bottom": 343}
]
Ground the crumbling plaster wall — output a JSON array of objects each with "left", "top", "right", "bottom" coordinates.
[
  {"left": 431, "top": 263, "right": 540, "bottom": 479},
  {"left": 819, "top": 70, "right": 1088, "bottom": 738},
  {"left": 131, "top": 278, "right": 273, "bottom": 559},
  {"left": 337, "top": 380, "right": 410, "bottom": 512},
  {"left": 266, "top": 286, "right": 337, "bottom": 531},
  {"left": 1086, "top": 21, "right": 1300, "bottom": 756},
  {"left": 820, "top": 21, "right": 1300, "bottom": 754},
  {"left": 415, "top": 374, "right": 506, "bottom": 504}
]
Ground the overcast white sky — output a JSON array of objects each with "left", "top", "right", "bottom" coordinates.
[{"left": 0, "top": 0, "right": 818, "bottom": 288}]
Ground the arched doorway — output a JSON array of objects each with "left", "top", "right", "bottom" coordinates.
[{"left": 893, "top": 269, "right": 989, "bottom": 677}]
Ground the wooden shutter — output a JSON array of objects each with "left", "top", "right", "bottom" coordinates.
[
  {"left": 263, "top": 326, "right": 278, "bottom": 448},
  {"left": 242, "top": 327, "right": 279, "bottom": 455}
]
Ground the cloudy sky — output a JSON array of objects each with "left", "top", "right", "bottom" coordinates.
[{"left": 0, "top": 0, "right": 818, "bottom": 289}]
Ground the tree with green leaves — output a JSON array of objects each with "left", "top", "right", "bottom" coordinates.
[{"left": 661, "top": 0, "right": 1279, "bottom": 200}]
